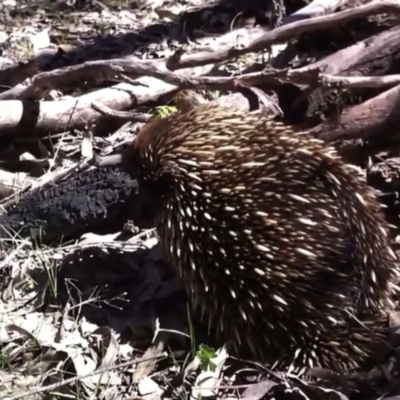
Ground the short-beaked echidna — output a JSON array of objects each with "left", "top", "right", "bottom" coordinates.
[{"left": 122, "top": 104, "right": 400, "bottom": 373}]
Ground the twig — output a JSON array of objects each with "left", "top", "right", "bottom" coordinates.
[
  {"left": 91, "top": 101, "right": 152, "bottom": 122},
  {"left": 0, "top": 238, "right": 32, "bottom": 270},
  {"left": 0, "top": 161, "right": 91, "bottom": 209},
  {"left": 4, "top": 352, "right": 168, "bottom": 400}
]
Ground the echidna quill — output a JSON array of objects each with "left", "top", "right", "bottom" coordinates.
[{"left": 121, "top": 104, "right": 400, "bottom": 373}]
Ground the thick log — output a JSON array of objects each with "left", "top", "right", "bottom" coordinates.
[
  {"left": 268, "top": 23, "right": 400, "bottom": 124},
  {"left": 0, "top": 167, "right": 138, "bottom": 244},
  {"left": 310, "top": 83, "right": 400, "bottom": 143},
  {"left": 0, "top": 68, "right": 213, "bottom": 135}
]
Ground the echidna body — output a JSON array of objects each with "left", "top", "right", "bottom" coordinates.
[{"left": 123, "top": 104, "right": 399, "bottom": 373}]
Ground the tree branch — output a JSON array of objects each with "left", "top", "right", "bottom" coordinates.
[{"left": 168, "top": 0, "right": 400, "bottom": 69}]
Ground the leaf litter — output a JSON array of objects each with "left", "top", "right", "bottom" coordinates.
[{"left": 2, "top": 0, "right": 400, "bottom": 399}]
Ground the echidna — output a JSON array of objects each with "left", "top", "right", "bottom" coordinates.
[{"left": 122, "top": 104, "right": 400, "bottom": 373}]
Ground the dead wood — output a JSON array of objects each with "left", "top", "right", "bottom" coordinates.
[
  {"left": 1, "top": 0, "right": 393, "bottom": 104},
  {"left": 0, "top": 60, "right": 40, "bottom": 90},
  {"left": 0, "top": 26, "right": 265, "bottom": 104},
  {"left": 4, "top": 2, "right": 400, "bottom": 398},
  {"left": 0, "top": 0, "right": 345, "bottom": 100},
  {"left": 0, "top": 0, "right": 384, "bottom": 103},
  {"left": 16, "top": 42, "right": 400, "bottom": 144},
  {"left": 19, "top": 51, "right": 400, "bottom": 119},
  {"left": 299, "top": 23, "right": 400, "bottom": 75},
  {"left": 316, "top": 74, "right": 400, "bottom": 89},
  {"left": 168, "top": 0, "right": 400, "bottom": 69},
  {"left": 0, "top": 47, "right": 61, "bottom": 88},
  {"left": 281, "top": 0, "right": 350, "bottom": 24},
  {"left": 0, "top": 84, "right": 149, "bottom": 133},
  {"left": 310, "top": 83, "right": 400, "bottom": 142},
  {"left": 3, "top": 33, "right": 400, "bottom": 138},
  {"left": 0, "top": 57, "right": 238, "bottom": 104},
  {"left": 174, "top": 68, "right": 400, "bottom": 90},
  {"left": 0, "top": 57, "right": 170, "bottom": 101},
  {"left": 91, "top": 101, "right": 152, "bottom": 123},
  {"left": 273, "top": 23, "right": 400, "bottom": 121},
  {"left": 0, "top": 64, "right": 215, "bottom": 135},
  {"left": 0, "top": 0, "right": 388, "bottom": 139}
]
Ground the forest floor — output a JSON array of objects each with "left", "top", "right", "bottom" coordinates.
[{"left": 2, "top": 0, "right": 400, "bottom": 399}]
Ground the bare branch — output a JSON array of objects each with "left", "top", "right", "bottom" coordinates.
[
  {"left": 169, "top": 0, "right": 400, "bottom": 69},
  {"left": 91, "top": 101, "right": 152, "bottom": 122}
]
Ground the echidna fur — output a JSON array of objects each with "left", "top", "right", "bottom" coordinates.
[{"left": 122, "top": 104, "right": 400, "bottom": 373}]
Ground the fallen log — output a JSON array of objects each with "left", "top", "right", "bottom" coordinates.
[
  {"left": 0, "top": 166, "right": 138, "bottom": 244},
  {"left": 169, "top": 0, "right": 400, "bottom": 69},
  {"left": 0, "top": 63, "right": 215, "bottom": 135},
  {"left": 277, "top": 23, "right": 400, "bottom": 122},
  {"left": 310, "top": 83, "right": 400, "bottom": 143}
]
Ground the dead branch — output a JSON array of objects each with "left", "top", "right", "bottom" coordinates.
[
  {"left": 0, "top": 0, "right": 349, "bottom": 92},
  {"left": 0, "top": 64, "right": 215, "bottom": 135},
  {"left": 4, "top": 59, "right": 218, "bottom": 102},
  {"left": 0, "top": 58, "right": 161, "bottom": 101},
  {"left": 0, "top": 0, "right": 345, "bottom": 92},
  {"left": 89, "top": 65, "right": 400, "bottom": 93},
  {"left": 168, "top": 0, "right": 400, "bottom": 69},
  {"left": 0, "top": 1, "right": 397, "bottom": 138},
  {"left": 91, "top": 101, "right": 152, "bottom": 122},
  {"left": 237, "top": 70, "right": 400, "bottom": 90},
  {"left": 0, "top": 25, "right": 269, "bottom": 101},
  {"left": 1, "top": 0, "right": 396, "bottom": 103},
  {"left": 281, "top": 23, "right": 400, "bottom": 114},
  {"left": 0, "top": 56, "right": 224, "bottom": 102},
  {"left": 3, "top": 31, "right": 400, "bottom": 137},
  {"left": 0, "top": 81, "right": 166, "bottom": 133},
  {"left": 281, "top": 0, "right": 350, "bottom": 24},
  {"left": 4, "top": 62, "right": 400, "bottom": 137},
  {"left": 0, "top": 47, "right": 59, "bottom": 87},
  {"left": 296, "top": 24, "right": 400, "bottom": 77},
  {"left": 310, "top": 84, "right": 400, "bottom": 142},
  {"left": 319, "top": 74, "right": 400, "bottom": 89},
  {"left": 13, "top": 54, "right": 400, "bottom": 110}
]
